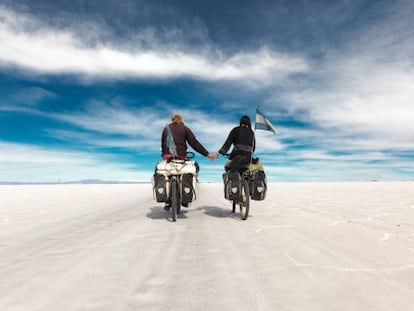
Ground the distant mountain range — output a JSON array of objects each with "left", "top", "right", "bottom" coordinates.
[{"left": 0, "top": 179, "right": 149, "bottom": 185}]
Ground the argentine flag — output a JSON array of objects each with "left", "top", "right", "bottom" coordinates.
[{"left": 255, "top": 107, "right": 276, "bottom": 134}]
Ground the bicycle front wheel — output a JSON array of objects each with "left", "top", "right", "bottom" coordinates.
[{"left": 239, "top": 179, "right": 250, "bottom": 220}]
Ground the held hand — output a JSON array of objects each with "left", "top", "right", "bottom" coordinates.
[{"left": 207, "top": 153, "right": 218, "bottom": 161}]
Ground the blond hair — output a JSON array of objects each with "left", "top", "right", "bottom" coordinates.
[{"left": 171, "top": 113, "right": 183, "bottom": 124}]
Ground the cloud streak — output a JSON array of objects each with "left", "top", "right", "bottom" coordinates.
[
  {"left": 1, "top": 100, "right": 235, "bottom": 154},
  {"left": 0, "top": 6, "right": 309, "bottom": 83},
  {"left": 0, "top": 141, "right": 147, "bottom": 182},
  {"left": 263, "top": 1, "right": 414, "bottom": 158}
]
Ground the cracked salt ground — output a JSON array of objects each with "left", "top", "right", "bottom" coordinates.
[{"left": 0, "top": 182, "right": 414, "bottom": 311}]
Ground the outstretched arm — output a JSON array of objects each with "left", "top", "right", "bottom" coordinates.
[
  {"left": 218, "top": 128, "right": 236, "bottom": 155},
  {"left": 185, "top": 127, "right": 209, "bottom": 157}
]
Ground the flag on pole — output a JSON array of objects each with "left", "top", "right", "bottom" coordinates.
[{"left": 255, "top": 107, "right": 276, "bottom": 134}]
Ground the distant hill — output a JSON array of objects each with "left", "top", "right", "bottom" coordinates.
[{"left": 0, "top": 180, "right": 149, "bottom": 185}]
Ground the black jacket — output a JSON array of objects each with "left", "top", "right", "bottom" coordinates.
[{"left": 218, "top": 125, "right": 255, "bottom": 159}]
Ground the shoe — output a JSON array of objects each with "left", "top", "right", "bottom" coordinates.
[
  {"left": 164, "top": 203, "right": 171, "bottom": 211},
  {"left": 182, "top": 202, "right": 189, "bottom": 208}
]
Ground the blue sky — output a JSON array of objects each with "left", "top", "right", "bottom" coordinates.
[{"left": 0, "top": 0, "right": 413, "bottom": 182}]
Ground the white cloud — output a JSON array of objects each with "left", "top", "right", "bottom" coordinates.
[
  {"left": 263, "top": 5, "right": 414, "bottom": 155},
  {"left": 53, "top": 103, "right": 166, "bottom": 137},
  {"left": 283, "top": 61, "right": 414, "bottom": 152},
  {"left": 9, "top": 86, "right": 56, "bottom": 106},
  {"left": 254, "top": 131, "right": 283, "bottom": 154},
  {"left": 262, "top": 153, "right": 414, "bottom": 181},
  {"left": 0, "top": 6, "right": 309, "bottom": 83},
  {"left": 45, "top": 129, "right": 160, "bottom": 153},
  {"left": 0, "top": 141, "right": 148, "bottom": 182},
  {"left": 14, "top": 103, "right": 241, "bottom": 155},
  {"left": 1, "top": 99, "right": 249, "bottom": 155},
  {"left": 47, "top": 104, "right": 228, "bottom": 151}
]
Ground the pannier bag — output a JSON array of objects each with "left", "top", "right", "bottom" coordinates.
[
  {"left": 223, "top": 171, "right": 242, "bottom": 201},
  {"left": 152, "top": 173, "right": 169, "bottom": 202},
  {"left": 181, "top": 173, "right": 196, "bottom": 204},
  {"left": 250, "top": 170, "right": 267, "bottom": 201},
  {"left": 152, "top": 159, "right": 198, "bottom": 203}
]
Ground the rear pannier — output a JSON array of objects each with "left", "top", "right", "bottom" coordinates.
[
  {"left": 152, "top": 173, "right": 169, "bottom": 202},
  {"left": 181, "top": 173, "right": 196, "bottom": 204},
  {"left": 249, "top": 170, "right": 267, "bottom": 201},
  {"left": 223, "top": 171, "right": 242, "bottom": 201},
  {"left": 152, "top": 159, "right": 198, "bottom": 203}
]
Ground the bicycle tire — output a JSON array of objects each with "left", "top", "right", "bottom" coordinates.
[
  {"left": 232, "top": 200, "right": 236, "bottom": 213},
  {"left": 171, "top": 178, "right": 179, "bottom": 222},
  {"left": 240, "top": 179, "right": 250, "bottom": 220}
]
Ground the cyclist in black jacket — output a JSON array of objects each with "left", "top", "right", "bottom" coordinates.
[{"left": 218, "top": 115, "right": 255, "bottom": 170}]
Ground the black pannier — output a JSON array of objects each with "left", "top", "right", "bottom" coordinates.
[
  {"left": 181, "top": 173, "right": 196, "bottom": 204},
  {"left": 152, "top": 173, "right": 169, "bottom": 202},
  {"left": 223, "top": 171, "right": 242, "bottom": 201},
  {"left": 250, "top": 170, "right": 267, "bottom": 201}
]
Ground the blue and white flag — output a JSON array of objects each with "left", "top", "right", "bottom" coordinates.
[{"left": 255, "top": 107, "right": 276, "bottom": 134}]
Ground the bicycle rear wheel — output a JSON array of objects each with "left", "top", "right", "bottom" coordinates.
[
  {"left": 171, "top": 178, "right": 180, "bottom": 221},
  {"left": 239, "top": 179, "right": 250, "bottom": 220}
]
